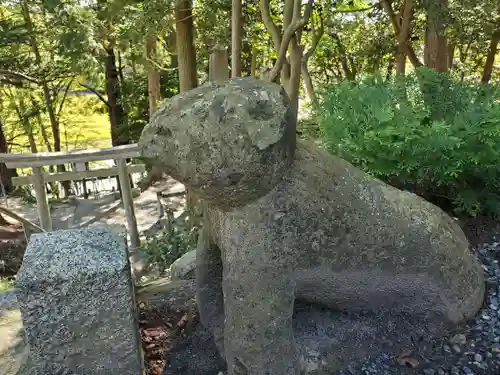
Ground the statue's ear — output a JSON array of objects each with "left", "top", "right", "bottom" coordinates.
[{"left": 246, "top": 121, "right": 285, "bottom": 150}]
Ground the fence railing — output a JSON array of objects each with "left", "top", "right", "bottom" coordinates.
[
  {"left": 0, "top": 144, "right": 143, "bottom": 248},
  {"left": 0, "top": 45, "right": 233, "bottom": 249}
]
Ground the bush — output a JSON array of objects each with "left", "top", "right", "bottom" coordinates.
[
  {"left": 315, "top": 68, "right": 500, "bottom": 217},
  {"left": 142, "top": 209, "right": 199, "bottom": 274},
  {"left": 297, "top": 117, "right": 322, "bottom": 140}
]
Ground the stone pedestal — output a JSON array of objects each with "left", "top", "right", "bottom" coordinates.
[{"left": 15, "top": 225, "right": 143, "bottom": 375}]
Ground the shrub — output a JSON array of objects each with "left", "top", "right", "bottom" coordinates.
[
  {"left": 297, "top": 116, "right": 321, "bottom": 140},
  {"left": 315, "top": 68, "right": 500, "bottom": 217},
  {"left": 142, "top": 209, "right": 199, "bottom": 274}
]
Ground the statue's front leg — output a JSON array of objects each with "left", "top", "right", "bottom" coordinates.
[
  {"left": 223, "top": 265, "right": 299, "bottom": 375},
  {"left": 196, "top": 223, "right": 225, "bottom": 356}
]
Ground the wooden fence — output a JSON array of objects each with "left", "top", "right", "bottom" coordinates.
[
  {"left": 0, "top": 45, "right": 233, "bottom": 250},
  {"left": 0, "top": 144, "right": 143, "bottom": 248}
]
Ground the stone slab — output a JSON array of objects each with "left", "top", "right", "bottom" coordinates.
[{"left": 15, "top": 226, "right": 143, "bottom": 375}]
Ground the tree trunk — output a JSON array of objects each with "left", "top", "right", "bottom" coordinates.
[
  {"left": 30, "top": 95, "right": 53, "bottom": 153},
  {"left": 21, "top": 1, "right": 61, "bottom": 153},
  {"left": 0, "top": 120, "right": 16, "bottom": 194},
  {"left": 146, "top": 35, "right": 161, "bottom": 117},
  {"left": 287, "top": 42, "right": 303, "bottom": 116},
  {"left": 106, "top": 46, "right": 128, "bottom": 146},
  {"left": 259, "top": 0, "right": 315, "bottom": 118},
  {"left": 333, "top": 34, "right": 355, "bottom": 81},
  {"left": 396, "top": 0, "right": 414, "bottom": 76},
  {"left": 481, "top": 30, "right": 500, "bottom": 84},
  {"left": 300, "top": 7, "right": 323, "bottom": 103},
  {"left": 381, "top": 0, "right": 422, "bottom": 68},
  {"left": 301, "top": 62, "right": 315, "bottom": 102},
  {"left": 386, "top": 57, "right": 395, "bottom": 81},
  {"left": 175, "top": 0, "right": 199, "bottom": 228},
  {"left": 175, "top": 0, "right": 198, "bottom": 92},
  {"left": 423, "top": 0, "right": 449, "bottom": 73},
  {"left": 21, "top": 0, "right": 70, "bottom": 196},
  {"left": 231, "top": 0, "right": 243, "bottom": 77},
  {"left": 30, "top": 95, "right": 58, "bottom": 193},
  {"left": 9, "top": 92, "right": 38, "bottom": 154},
  {"left": 447, "top": 43, "right": 455, "bottom": 70},
  {"left": 250, "top": 46, "right": 258, "bottom": 77}
]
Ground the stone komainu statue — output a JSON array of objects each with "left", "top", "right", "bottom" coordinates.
[{"left": 138, "top": 77, "right": 484, "bottom": 375}]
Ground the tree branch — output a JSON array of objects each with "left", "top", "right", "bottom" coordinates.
[
  {"left": 284, "top": 0, "right": 295, "bottom": 30},
  {"left": 293, "top": 0, "right": 302, "bottom": 21},
  {"left": 78, "top": 82, "right": 109, "bottom": 107},
  {"left": 332, "top": 33, "right": 354, "bottom": 80},
  {"left": 268, "top": 17, "right": 308, "bottom": 82},
  {"left": 259, "top": 0, "right": 283, "bottom": 53},
  {"left": 399, "top": 0, "right": 414, "bottom": 44},
  {"left": 396, "top": 0, "right": 414, "bottom": 74},
  {"left": 56, "top": 78, "right": 74, "bottom": 118},
  {"left": 297, "top": 0, "right": 315, "bottom": 43},
  {"left": 381, "top": 0, "right": 422, "bottom": 68},
  {"left": 334, "top": 5, "right": 374, "bottom": 13},
  {"left": 0, "top": 69, "right": 38, "bottom": 85},
  {"left": 303, "top": 9, "right": 324, "bottom": 62},
  {"left": 0, "top": 78, "right": 24, "bottom": 87}
]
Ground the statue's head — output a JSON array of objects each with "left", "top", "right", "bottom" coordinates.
[{"left": 138, "top": 77, "right": 296, "bottom": 208}]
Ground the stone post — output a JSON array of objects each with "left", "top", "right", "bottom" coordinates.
[
  {"left": 15, "top": 225, "right": 143, "bottom": 375},
  {"left": 209, "top": 45, "right": 229, "bottom": 83}
]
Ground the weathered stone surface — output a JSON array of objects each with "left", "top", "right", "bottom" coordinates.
[
  {"left": 139, "top": 77, "right": 296, "bottom": 209},
  {"left": 154, "top": 281, "right": 447, "bottom": 375},
  {"left": 170, "top": 250, "right": 196, "bottom": 281},
  {"left": 15, "top": 226, "right": 143, "bottom": 375},
  {"left": 139, "top": 77, "right": 485, "bottom": 375},
  {"left": 88, "top": 222, "right": 149, "bottom": 281}
]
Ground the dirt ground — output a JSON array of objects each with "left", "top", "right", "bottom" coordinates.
[
  {"left": 0, "top": 179, "right": 185, "bottom": 279},
  {"left": 135, "top": 215, "right": 500, "bottom": 375},
  {"left": 0, "top": 223, "right": 25, "bottom": 277},
  {"left": 1, "top": 211, "right": 499, "bottom": 375}
]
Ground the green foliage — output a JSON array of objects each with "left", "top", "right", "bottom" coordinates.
[
  {"left": 143, "top": 210, "right": 199, "bottom": 273},
  {"left": 297, "top": 117, "right": 321, "bottom": 140},
  {"left": 0, "top": 278, "right": 13, "bottom": 292},
  {"left": 121, "top": 70, "right": 179, "bottom": 143},
  {"left": 316, "top": 68, "right": 500, "bottom": 217}
]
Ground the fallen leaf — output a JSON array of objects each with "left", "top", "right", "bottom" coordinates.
[
  {"left": 397, "top": 356, "right": 419, "bottom": 368},
  {"left": 398, "top": 350, "right": 412, "bottom": 358},
  {"left": 176, "top": 313, "right": 189, "bottom": 330},
  {"left": 145, "top": 328, "right": 164, "bottom": 337}
]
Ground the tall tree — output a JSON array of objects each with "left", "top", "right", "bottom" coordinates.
[
  {"left": 259, "top": 0, "right": 313, "bottom": 116},
  {"left": 482, "top": 28, "right": 500, "bottom": 83},
  {"left": 146, "top": 35, "right": 161, "bottom": 116},
  {"left": 0, "top": 118, "right": 16, "bottom": 194},
  {"left": 423, "top": 0, "right": 450, "bottom": 72},
  {"left": 381, "top": 0, "right": 423, "bottom": 69},
  {"left": 231, "top": 0, "right": 243, "bottom": 77},
  {"left": 300, "top": 2, "right": 324, "bottom": 100},
  {"left": 105, "top": 46, "right": 129, "bottom": 146},
  {"left": 175, "top": 0, "right": 198, "bottom": 91},
  {"left": 395, "top": 0, "right": 415, "bottom": 76}
]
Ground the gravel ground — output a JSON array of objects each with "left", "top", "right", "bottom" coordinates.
[
  {"left": 343, "top": 239, "right": 499, "bottom": 375},
  {"left": 0, "top": 222, "right": 497, "bottom": 375},
  {"left": 0, "top": 290, "right": 18, "bottom": 312}
]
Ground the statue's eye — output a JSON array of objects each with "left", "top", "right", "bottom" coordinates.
[
  {"left": 158, "top": 127, "right": 172, "bottom": 137},
  {"left": 227, "top": 172, "right": 243, "bottom": 185}
]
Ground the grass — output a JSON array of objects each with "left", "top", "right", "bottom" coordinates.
[
  {"left": 2, "top": 91, "right": 113, "bottom": 177},
  {"left": 0, "top": 278, "right": 13, "bottom": 292},
  {"left": 2, "top": 92, "right": 111, "bottom": 155},
  {"left": 59, "top": 96, "right": 112, "bottom": 150}
]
